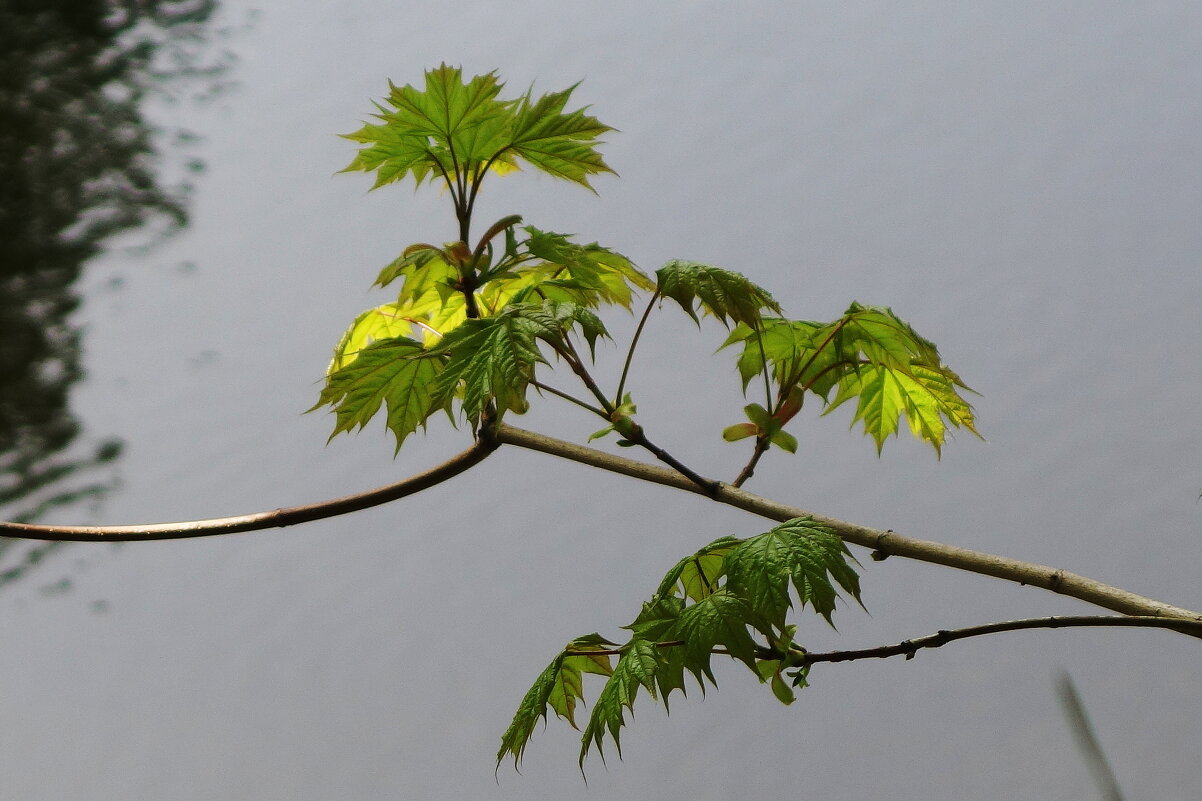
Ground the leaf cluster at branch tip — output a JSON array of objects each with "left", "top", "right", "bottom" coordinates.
[
  {"left": 722, "top": 302, "right": 980, "bottom": 455},
  {"left": 341, "top": 63, "right": 615, "bottom": 194}
]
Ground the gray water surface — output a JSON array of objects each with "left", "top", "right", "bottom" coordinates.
[{"left": 2, "top": 2, "right": 1200, "bottom": 799}]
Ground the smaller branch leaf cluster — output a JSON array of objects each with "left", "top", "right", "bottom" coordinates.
[
  {"left": 722, "top": 303, "right": 981, "bottom": 459},
  {"left": 496, "top": 517, "right": 862, "bottom": 770}
]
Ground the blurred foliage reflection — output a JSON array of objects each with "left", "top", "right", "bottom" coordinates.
[{"left": 0, "top": 0, "right": 224, "bottom": 589}]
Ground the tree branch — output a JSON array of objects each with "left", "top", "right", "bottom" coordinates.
[
  {"left": 0, "top": 440, "right": 498, "bottom": 542},
  {"left": 732, "top": 436, "right": 770, "bottom": 488},
  {"left": 796, "top": 615, "right": 1202, "bottom": 665},
  {"left": 3, "top": 419, "right": 1198, "bottom": 624},
  {"left": 493, "top": 424, "right": 1202, "bottom": 621},
  {"left": 563, "top": 615, "right": 1202, "bottom": 659}
]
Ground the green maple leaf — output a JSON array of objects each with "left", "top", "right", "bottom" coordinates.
[
  {"left": 506, "top": 85, "right": 615, "bottom": 189},
  {"left": 833, "top": 302, "right": 942, "bottom": 368},
  {"left": 722, "top": 303, "right": 980, "bottom": 455},
  {"left": 825, "top": 360, "right": 979, "bottom": 455},
  {"left": 435, "top": 300, "right": 609, "bottom": 424},
  {"left": 497, "top": 653, "right": 566, "bottom": 769},
  {"left": 620, "top": 596, "right": 690, "bottom": 707},
  {"left": 579, "top": 638, "right": 660, "bottom": 766},
  {"left": 624, "top": 595, "right": 685, "bottom": 642},
  {"left": 380, "top": 65, "right": 503, "bottom": 140},
  {"left": 724, "top": 518, "right": 862, "bottom": 628},
  {"left": 374, "top": 246, "right": 458, "bottom": 303},
  {"left": 655, "top": 260, "right": 781, "bottom": 328},
  {"left": 503, "top": 522, "right": 863, "bottom": 769},
  {"left": 312, "top": 336, "right": 445, "bottom": 452},
  {"left": 342, "top": 65, "right": 614, "bottom": 196},
  {"left": 496, "top": 633, "right": 617, "bottom": 770},
  {"left": 328, "top": 303, "right": 422, "bottom": 372},
  {"left": 667, "top": 589, "right": 766, "bottom": 684},
  {"left": 514, "top": 226, "right": 655, "bottom": 309},
  {"left": 722, "top": 318, "right": 837, "bottom": 396},
  {"left": 654, "top": 536, "right": 740, "bottom": 602},
  {"left": 434, "top": 310, "right": 546, "bottom": 423}
]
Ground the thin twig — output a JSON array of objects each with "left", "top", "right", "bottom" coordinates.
[
  {"left": 730, "top": 323, "right": 777, "bottom": 488},
  {"left": 531, "top": 381, "right": 607, "bottom": 416},
  {"left": 549, "top": 338, "right": 615, "bottom": 416},
  {"left": 614, "top": 289, "right": 659, "bottom": 405},
  {"left": 0, "top": 441, "right": 498, "bottom": 542},
  {"left": 549, "top": 334, "right": 717, "bottom": 494},
  {"left": 563, "top": 616, "right": 1202, "bottom": 659},
  {"left": 732, "top": 438, "right": 770, "bottom": 488},
  {"left": 796, "top": 616, "right": 1202, "bottom": 665},
  {"left": 3, "top": 422, "right": 1200, "bottom": 621},
  {"left": 619, "top": 427, "right": 722, "bottom": 498}
]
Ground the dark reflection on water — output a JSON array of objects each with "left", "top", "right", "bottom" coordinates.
[{"left": 0, "top": 0, "right": 224, "bottom": 588}]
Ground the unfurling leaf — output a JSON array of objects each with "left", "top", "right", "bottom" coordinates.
[
  {"left": 743, "top": 402, "right": 772, "bottom": 429},
  {"left": 769, "top": 428, "right": 798, "bottom": 453},
  {"left": 770, "top": 668, "right": 796, "bottom": 705},
  {"left": 722, "top": 422, "right": 757, "bottom": 442}
]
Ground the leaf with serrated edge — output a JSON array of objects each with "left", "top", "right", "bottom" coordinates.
[
  {"left": 667, "top": 590, "right": 765, "bottom": 686},
  {"left": 824, "top": 361, "right": 980, "bottom": 456},
  {"left": 328, "top": 304, "right": 417, "bottom": 372},
  {"left": 516, "top": 227, "right": 654, "bottom": 310},
  {"left": 624, "top": 596, "right": 684, "bottom": 641},
  {"left": 579, "top": 639, "right": 659, "bottom": 766},
  {"left": 508, "top": 86, "right": 615, "bottom": 189},
  {"left": 654, "top": 536, "right": 740, "bottom": 602},
  {"left": 655, "top": 260, "right": 781, "bottom": 328},
  {"left": 496, "top": 653, "right": 563, "bottom": 769},
  {"left": 312, "top": 336, "right": 444, "bottom": 452},
  {"left": 722, "top": 304, "right": 980, "bottom": 455},
  {"left": 496, "top": 633, "right": 619, "bottom": 770},
  {"left": 343, "top": 66, "right": 614, "bottom": 193},
  {"left": 724, "top": 517, "right": 862, "bottom": 629}
]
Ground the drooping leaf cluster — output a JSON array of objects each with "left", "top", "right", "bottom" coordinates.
[{"left": 496, "top": 517, "right": 862, "bottom": 770}]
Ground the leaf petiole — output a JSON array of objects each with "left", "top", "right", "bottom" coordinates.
[{"left": 614, "top": 288, "right": 659, "bottom": 406}]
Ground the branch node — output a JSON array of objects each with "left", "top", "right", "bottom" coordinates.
[{"left": 870, "top": 530, "right": 893, "bottom": 561}]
